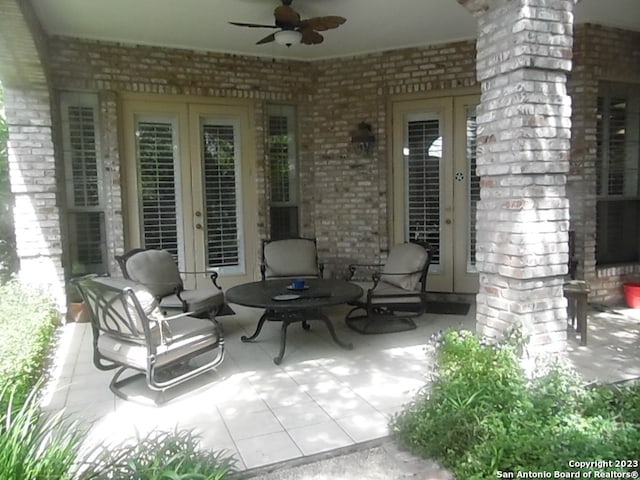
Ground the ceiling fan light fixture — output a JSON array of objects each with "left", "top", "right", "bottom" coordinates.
[{"left": 274, "top": 29, "right": 302, "bottom": 47}]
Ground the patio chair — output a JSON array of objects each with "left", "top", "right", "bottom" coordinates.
[
  {"left": 345, "top": 242, "right": 432, "bottom": 334},
  {"left": 73, "top": 275, "right": 225, "bottom": 404},
  {"left": 260, "top": 237, "right": 324, "bottom": 280},
  {"left": 116, "top": 248, "right": 229, "bottom": 318}
]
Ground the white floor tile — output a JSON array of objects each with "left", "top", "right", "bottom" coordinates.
[
  {"left": 235, "top": 431, "right": 301, "bottom": 469},
  {"left": 287, "top": 420, "right": 353, "bottom": 455},
  {"left": 271, "top": 400, "right": 332, "bottom": 430},
  {"left": 223, "top": 408, "right": 284, "bottom": 441},
  {"left": 335, "top": 410, "right": 390, "bottom": 443},
  {"left": 46, "top": 300, "right": 634, "bottom": 474}
]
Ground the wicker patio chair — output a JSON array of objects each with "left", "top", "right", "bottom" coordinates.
[
  {"left": 73, "top": 275, "right": 225, "bottom": 405},
  {"left": 345, "top": 242, "right": 432, "bottom": 334}
]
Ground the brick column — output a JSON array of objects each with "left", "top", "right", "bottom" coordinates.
[
  {"left": 4, "top": 88, "right": 65, "bottom": 309},
  {"left": 1, "top": 0, "right": 65, "bottom": 309},
  {"left": 459, "top": 0, "right": 576, "bottom": 353}
]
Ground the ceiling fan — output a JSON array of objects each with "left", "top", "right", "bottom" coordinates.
[{"left": 229, "top": 0, "right": 346, "bottom": 47}]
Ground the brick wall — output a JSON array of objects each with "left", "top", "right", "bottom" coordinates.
[
  {"left": 3, "top": 0, "right": 638, "bottom": 312},
  {"left": 569, "top": 25, "right": 640, "bottom": 304},
  {"left": 46, "top": 36, "right": 478, "bottom": 278}
]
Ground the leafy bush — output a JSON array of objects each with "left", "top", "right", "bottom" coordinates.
[
  {"left": 84, "top": 429, "right": 238, "bottom": 480},
  {"left": 0, "top": 382, "right": 238, "bottom": 480},
  {"left": 0, "top": 279, "right": 58, "bottom": 411},
  {"left": 0, "top": 383, "right": 87, "bottom": 480},
  {"left": 391, "top": 329, "right": 640, "bottom": 479}
]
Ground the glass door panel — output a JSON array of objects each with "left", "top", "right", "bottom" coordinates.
[
  {"left": 393, "top": 94, "right": 479, "bottom": 293},
  {"left": 123, "top": 98, "right": 258, "bottom": 289}
]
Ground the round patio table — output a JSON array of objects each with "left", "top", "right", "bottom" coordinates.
[{"left": 226, "top": 278, "right": 362, "bottom": 364}]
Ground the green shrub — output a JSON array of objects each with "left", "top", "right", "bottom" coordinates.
[
  {"left": 83, "top": 429, "right": 238, "bottom": 480},
  {"left": 0, "top": 382, "right": 87, "bottom": 480},
  {"left": 0, "top": 279, "right": 58, "bottom": 410},
  {"left": 391, "top": 329, "right": 640, "bottom": 479}
]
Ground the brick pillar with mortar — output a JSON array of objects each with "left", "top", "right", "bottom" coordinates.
[
  {"left": 0, "top": 0, "right": 66, "bottom": 309},
  {"left": 458, "top": 0, "right": 577, "bottom": 353}
]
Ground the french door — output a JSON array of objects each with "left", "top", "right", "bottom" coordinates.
[
  {"left": 122, "top": 97, "right": 258, "bottom": 289},
  {"left": 392, "top": 94, "right": 480, "bottom": 293}
]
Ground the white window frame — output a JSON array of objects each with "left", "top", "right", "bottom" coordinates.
[{"left": 60, "top": 91, "right": 107, "bottom": 275}]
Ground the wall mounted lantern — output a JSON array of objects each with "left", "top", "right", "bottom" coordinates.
[{"left": 350, "top": 121, "right": 376, "bottom": 157}]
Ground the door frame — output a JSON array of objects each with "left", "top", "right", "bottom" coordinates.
[
  {"left": 120, "top": 93, "right": 259, "bottom": 288},
  {"left": 389, "top": 89, "right": 480, "bottom": 293}
]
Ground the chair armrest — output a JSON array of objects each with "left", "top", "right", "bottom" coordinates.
[
  {"left": 154, "top": 310, "right": 197, "bottom": 322},
  {"left": 370, "top": 268, "right": 425, "bottom": 293},
  {"left": 347, "top": 263, "right": 385, "bottom": 280},
  {"left": 177, "top": 270, "right": 223, "bottom": 290}
]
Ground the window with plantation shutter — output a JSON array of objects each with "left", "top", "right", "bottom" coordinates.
[
  {"left": 596, "top": 83, "right": 640, "bottom": 266},
  {"left": 135, "top": 118, "right": 179, "bottom": 257},
  {"left": 268, "top": 105, "right": 299, "bottom": 240},
  {"left": 406, "top": 115, "right": 442, "bottom": 266},
  {"left": 61, "top": 93, "right": 107, "bottom": 275},
  {"left": 201, "top": 121, "right": 241, "bottom": 269},
  {"left": 466, "top": 107, "right": 479, "bottom": 271}
]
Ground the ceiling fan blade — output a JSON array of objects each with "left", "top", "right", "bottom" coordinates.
[
  {"left": 256, "top": 32, "right": 276, "bottom": 45},
  {"left": 301, "top": 16, "right": 346, "bottom": 32},
  {"left": 229, "top": 21, "right": 278, "bottom": 29},
  {"left": 274, "top": 5, "right": 301, "bottom": 27},
  {"left": 300, "top": 28, "right": 324, "bottom": 45}
]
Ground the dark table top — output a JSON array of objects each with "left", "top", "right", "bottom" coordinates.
[{"left": 226, "top": 278, "right": 363, "bottom": 310}]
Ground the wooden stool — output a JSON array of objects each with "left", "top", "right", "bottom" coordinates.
[{"left": 563, "top": 280, "right": 590, "bottom": 346}]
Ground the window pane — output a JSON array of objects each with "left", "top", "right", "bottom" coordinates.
[
  {"left": 137, "top": 120, "right": 179, "bottom": 256},
  {"left": 66, "top": 105, "right": 100, "bottom": 207},
  {"left": 202, "top": 124, "right": 240, "bottom": 268},
  {"left": 270, "top": 206, "right": 299, "bottom": 240},
  {"left": 61, "top": 93, "right": 107, "bottom": 275},
  {"left": 596, "top": 84, "right": 640, "bottom": 266},
  {"left": 406, "top": 118, "right": 441, "bottom": 265},
  {"left": 269, "top": 115, "right": 291, "bottom": 203},
  {"left": 69, "top": 212, "right": 107, "bottom": 275},
  {"left": 268, "top": 105, "right": 298, "bottom": 239},
  {"left": 597, "top": 200, "right": 640, "bottom": 265}
]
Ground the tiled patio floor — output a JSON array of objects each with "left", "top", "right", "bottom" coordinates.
[{"left": 41, "top": 300, "right": 640, "bottom": 472}]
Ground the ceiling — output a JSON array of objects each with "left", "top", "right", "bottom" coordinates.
[{"left": 29, "top": 0, "right": 640, "bottom": 61}]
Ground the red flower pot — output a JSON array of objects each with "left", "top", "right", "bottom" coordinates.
[{"left": 623, "top": 283, "right": 640, "bottom": 308}]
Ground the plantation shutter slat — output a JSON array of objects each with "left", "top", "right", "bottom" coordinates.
[
  {"left": 136, "top": 121, "right": 179, "bottom": 256},
  {"left": 202, "top": 124, "right": 240, "bottom": 268},
  {"left": 406, "top": 118, "right": 441, "bottom": 266},
  {"left": 466, "top": 107, "right": 479, "bottom": 270}
]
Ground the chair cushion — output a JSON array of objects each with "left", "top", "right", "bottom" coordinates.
[
  {"left": 380, "top": 243, "right": 429, "bottom": 291},
  {"left": 350, "top": 281, "right": 424, "bottom": 305},
  {"left": 264, "top": 239, "right": 319, "bottom": 278},
  {"left": 125, "top": 249, "right": 183, "bottom": 297},
  {"left": 97, "top": 316, "right": 221, "bottom": 369},
  {"left": 159, "top": 288, "right": 225, "bottom": 314}
]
